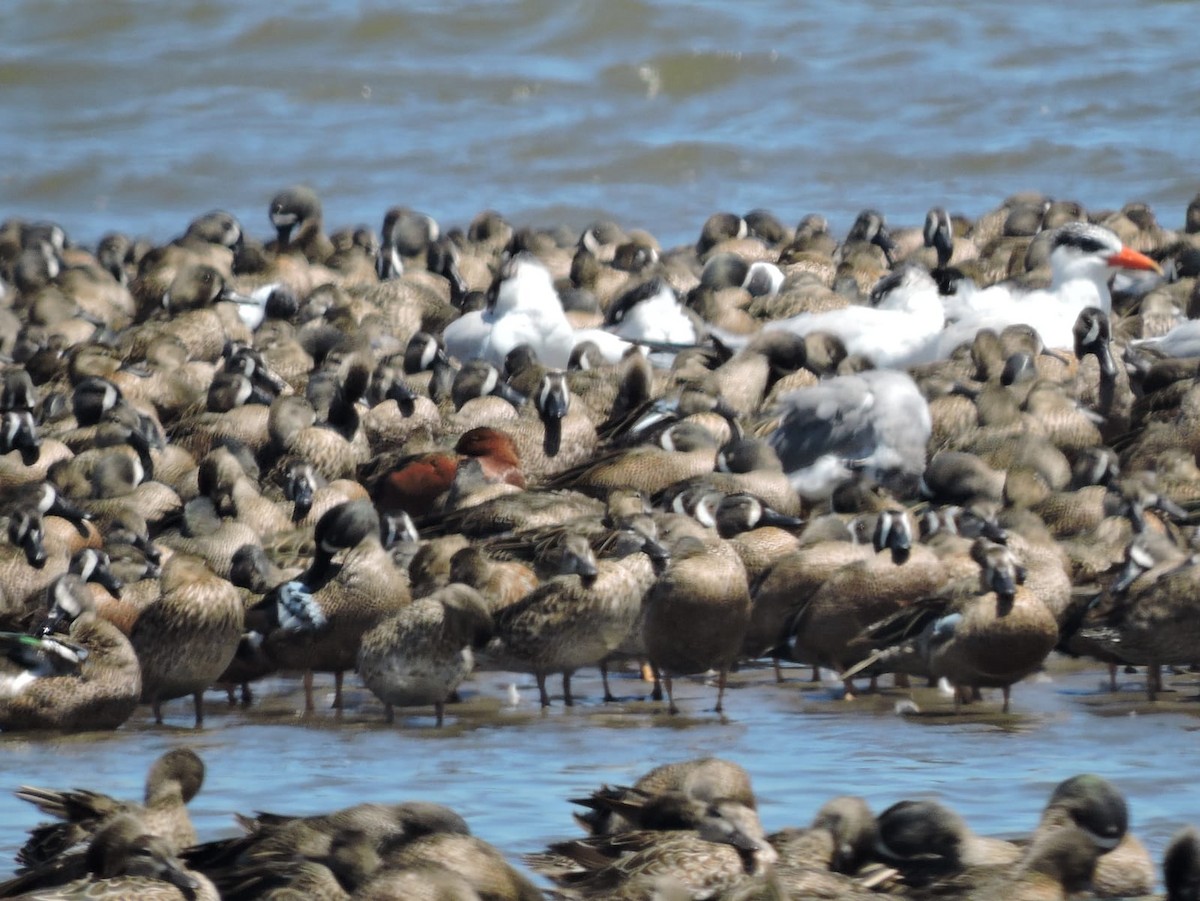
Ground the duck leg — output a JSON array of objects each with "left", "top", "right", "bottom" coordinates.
[
  {"left": 562, "top": 671, "right": 574, "bottom": 707},
  {"left": 434, "top": 701, "right": 444, "bottom": 727},
  {"left": 303, "top": 670, "right": 315, "bottom": 713},
  {"left": 664, "top": 674, "right": 679, "bottom": 715},
  {"left": 332, "top": 670, "right": 344, "bottom": 709},
  {"left": 600, "top": 662, "right": 617, "bottom": 703},
  {"left": 841, "top": 676, "right": 857, "bottom": 701},
  {"left": 535, "top": 672, "right": 551, "bottom": 708},
  {"left": 714, "top": 667, "right": 729, "bottom": 713},
  {"left": 192, "top": 691, "right": 204, "bottom": 727}
]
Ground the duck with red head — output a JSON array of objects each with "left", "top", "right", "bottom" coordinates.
[{"left": 373, "top": 427, "right": 524, "bottom": 520}]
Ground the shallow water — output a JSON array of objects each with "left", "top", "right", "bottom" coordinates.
[
  {"left": 2, "top": 0, "right": 1198, "bottom": 248},
  {"left": 3, "top": 0, "right": 1200, "bottom": 890},
  {"left": 2, "top": 658, "right": 1198, "bottom": 890}
]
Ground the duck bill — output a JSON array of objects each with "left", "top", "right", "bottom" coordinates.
[
  {"left": 642, "top": 538, "right": 672, "bottom": 572},
  {"left": 291, "top": 481, "right": 315, "bottom": 521},
  {"left": 1151, "top": 496, "right": 1188, "bottom": 522},
  {"left": 1092, "top": 343, "right": 1118, "bottom": 379},
  {"left": 161, "top": 862, "right": 201, "bottom": 900},
  {"left": 22, "top": 532, "right": 48, "bottom": 569},
  {"left": 758, "top": 507, "right": 806, "bottom": 530},
  {"left": 46, "top": 492, "right": 93, "bottom": 528},
  {"left": 872, "top": 228, "right": 897, "bottom": 267},
  {"left": 539, "top": 384, "right": 570, "bottom": 421},
  {"left": 1107, "top": 246, "right": 1162, "bottom": 274},
  {"left": 36, "top": 609, "right": 69, "bottom": 637},
  {"left": 95, "top": 566, "right": 124, "bottom": 598}
]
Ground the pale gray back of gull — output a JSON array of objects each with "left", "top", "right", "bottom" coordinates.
[
  {"left": 762, "top": 265, "right": 943, "bottom": 369},
  {"left": 767, "top": 369, "right": 931, "bottom": 501}
]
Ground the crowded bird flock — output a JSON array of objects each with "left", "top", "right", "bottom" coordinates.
[{"left": 2, "top": 187, "right": 1200, "bottom": 897}]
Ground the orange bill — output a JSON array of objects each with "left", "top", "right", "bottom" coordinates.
[{"left": 1107, "top": 245, "right": 1162, "bottom": 274}]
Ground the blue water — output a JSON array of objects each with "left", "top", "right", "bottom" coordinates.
[
  {"left": 2, "top": 0, "right": 1196, "bottom": 250},
  {"left": 1, "top": 663, "right": 1198, "bottom": 890},
  {"left": 2, "top": 0, "right": 1199, "bottom": 889}
]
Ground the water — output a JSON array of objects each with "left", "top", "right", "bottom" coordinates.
[
  {"left": 2, "top": 0, "right": 1197, "bottom": 251},
  {"left": 1, "top": 661, "right": 1198, "bottom": 890},
  {"left": 3, "top": 0, "right": 1199, "bottom": 889}
]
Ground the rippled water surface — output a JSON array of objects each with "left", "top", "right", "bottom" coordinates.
[
  {"left": 2, "top": 0, "right": 1198, "bottom": 247},
  {"left": 2, "top": 0, "right": 1200, "bottom": 889},
  {"left": 2, "top": 661, "right": 1199, "bottom": 890}
]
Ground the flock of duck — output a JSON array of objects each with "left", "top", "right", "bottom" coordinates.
[
  {"left": 0, "top": 749, "right": 1197, "bottom": 900},
  {"left": 2, "top": 187, "right": 1200, "bottom": 893}
]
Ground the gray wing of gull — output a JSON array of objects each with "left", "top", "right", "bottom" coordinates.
[{"left": 768, "top": 371, "right": 930, "bottom": 477}]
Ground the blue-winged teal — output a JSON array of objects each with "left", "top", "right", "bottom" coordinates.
[
  {"left": 268, "top": 185, "right": 333, "bottom": 264},
  {"left": 14, "top": 748, "right": 205, "bottom": 867},
  {"left": 534, "top": 798, "right": 777, "bottom": 900},
  {"left": 960, "top": 777, "right": 1128, "bottom": 901},
  {"left": 357, "top": 583, "right": 493, "bottom": 726},
  {"left": 659, "top": 438, "right": 801, "bottom": 519},
  {"left": 376, "top": 206, "right": 440, "bottom": 278},
  {"left": 485, "top": 520, "right": 664, "bottom": 707},
  {"left": 790, "top": 511, "right": 949, "bottom": 696},
  {"left": 501, "top": 371, "right": 600, "bottom": 482},
  {"left": 743, "top": 521, "right": 875, "bottom": 678},
  {"left": 710, "top": 331, "right": 809, "bottom": 419},
  {"left": 546, "top": 421, "right": 718, "bottom": 500},
  {"left": 156, "top": 496, "right": 263, "bottom": 581},
  {"left": 955, "top": 826, "right": 1113, "bottom": 901},
  {"left": 444, "top": 359, "right": 527, "bottom": 423},
  {"left": 1035, "top": 774, "right": 1151, "bottom": 899},
  {"left": 0, "top": 573, "right": 141, "bottom": 732},
  {"left": 368, "top": 832, "right": 542, "bottom": 901},
  {"left": 353, "top": 864, "right": 484, "bottom": 901},
  {"left": 182, "top": 800, "right": 469, "bottom": 892},
  {"left": 643, "top": 534, "right": 751, "bottom": 715},
  {"left": 1165, "top": 826, "right": 1200, "bottom": 901},
  {"left": 572, "top": 757, "right": 756, "bottom": 838},
  {"left": 873, "top": 798, "right": 1020, "bottom": 891},
  {"left": 848, "top": 538, "right": 1058, "bottom": 711},
  {"left": 130, "top": 553, "right": 244, "bottom": 725},
  {"left": 765, "top": 796, "right": 882, "bottom": 900},
  {"left": 251, "top": 500, "right": 410, "bottom": 713},
  {"left": 0, "top": 813, "right": 218, "bottom": 901}
]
